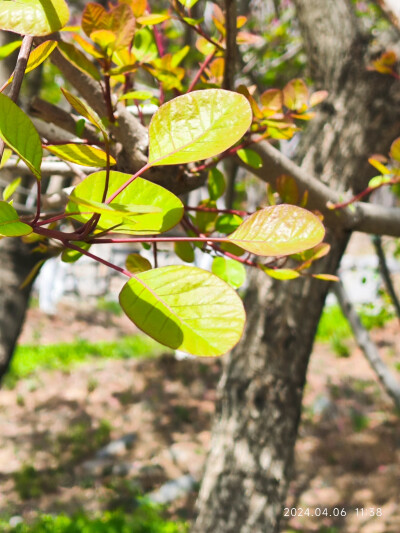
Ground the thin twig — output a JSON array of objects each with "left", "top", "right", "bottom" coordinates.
[
  {"left": 372, "top": 235, "right": 400, "bottom": 323},
  {"left": 334, "top": 279, "right": 400, "bottom": 411},
  {"left": 0, "top": 36, "right": 34, "bottom": 161}
]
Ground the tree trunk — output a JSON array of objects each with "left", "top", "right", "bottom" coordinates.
[
  {"left": 0, "top": 239, "right": 41, "bottom": 382},
  {"left": 194, "top": 1, "right": 400, "bottom": 531}
]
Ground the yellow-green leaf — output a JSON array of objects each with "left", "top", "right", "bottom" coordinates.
[
  {"left": 0, "top": 94, "right": 42, "bottom": 180},
  {"left": 3, "top": 177, "right": 21, "bottom": 201},
  {"left": 148, "top": 89, "right": 252, "bottom": 166},
  {"left": 61, "top": 88, "right": 106, "bottom": 134},
  {"left": 212, "top": 256, "right": 246, "bottom": 288},
  {"left": 390, "top": 138, "right": 400, "bottom": 163},
  {"left": 45, "top": 144, "right": 116, "bottom": 167},
  {"left": 119, "top": 265, "right": 245, "bottom": 356},
  {"left": 58, "top": 41, "right": 101, "bottom": 81},
  {"left": 0, "top": 39, "right": 22, "bottom": 59},
  {"left": 66, "top": 171, "right": 183, "bottom": 235},
  {"left": 227, "top": 205, "right": 325, "bottom": 256},
  {"left": 0, "top": 0, "right": 69, "bottom": 36},
  {"left": 0, "top": 201, "right": 32, "bottom": 236},
  {"left": 137, "top": 13, "right": 170, "bottom": 25},
  {"left": 262, "top": 267, "right": 300, "bottom": 280}
]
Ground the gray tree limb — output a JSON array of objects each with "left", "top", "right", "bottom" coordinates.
[{"left": 334, "top": 279, "right": 400, "bottom": 410}]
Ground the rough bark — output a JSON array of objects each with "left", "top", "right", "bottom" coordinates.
[
  {"left": 0, "top": 239, "right": 42, "bottom": 383},
  {"left": 194, "top": 1, "right": 400, "bottom": 532}
]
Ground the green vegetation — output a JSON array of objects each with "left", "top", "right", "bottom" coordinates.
[
  {"left": 0, "top": 507, "right": 188, "bottom": 533},
  {"left": 316, "top": 303, "right": 394, "bottom": 357},
  {"left": 5, "top": 335, "right": 166, "bottom": 388}
]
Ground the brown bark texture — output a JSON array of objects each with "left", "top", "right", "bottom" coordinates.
[
  {"left": 194, "top": 1, "right": 400, "bottom": 532},
  {"left": 0, "top": 239, "right": 41, "bottom": 383}
]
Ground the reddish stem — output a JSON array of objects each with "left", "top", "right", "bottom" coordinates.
[
  {"left": 329, "top": 177, "right": 400, "bottom": 210},
  {"left": 65, "top": 242, "right": 133, "bottom": 278},
  {"left": 105, "top": 163, "right": 150, "bottom": 203},
  {"left": 185, "top": 205, "right": 250, "bottom": 216},
  {"left": 187, "top": 50, "right": 216, "bottom": 93}
]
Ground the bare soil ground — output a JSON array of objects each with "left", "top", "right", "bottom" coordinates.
[{"left": 0, "top": 304, "right": 399, "bottom": 533}]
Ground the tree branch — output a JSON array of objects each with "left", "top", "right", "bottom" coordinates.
[
  {"left": 334, "top": 279, "right": 400, "bottom": 410},
  {"left": 236, "top": 139, "right": 400, "bottom": 237},
  {"left": 223, "top": 0, "right": 237, "bottom": 90}
]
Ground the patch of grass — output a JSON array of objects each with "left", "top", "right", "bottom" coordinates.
[
  {"left": 13, "top": 465, "right": 60, "bottom": 500},
  {"left": 55, "top": 419, "right": 111, "bottom": 462},
  {"left": 0, "top": 506, "right": 188, "bottom": 532},
  {"left": 316, "top": 303, "right": 393, "bottom": 355},
  {"left": 5, "top": 335, "right": 167, "bottom": 388},
  {"left": 316, "top": 305, "right": 352, "bottom": 343}
]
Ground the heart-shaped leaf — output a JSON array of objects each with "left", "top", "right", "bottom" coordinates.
[
  {"left": 119, "top": 266, "right": 245, "bottom": 356},
  {"left": 148, "top": 89, "right": 252, "bottom": 166},
  {"left": 0, "top": 94, "right": 42, "bottom": 180},
  {"left": 66, "top": 171, "right": 183, "bottom": 234},
  {"left": 0, "top": 0, "right": 69, "bottom": 36},
  {"left": 0, "top": 201, "right": 32, "bottom": 237},
  {"left": 45, "top": 144, "right": 116, "bottom": 167},
  {"left": 227, "top": 205, "right": 325, "bottom": 256}
]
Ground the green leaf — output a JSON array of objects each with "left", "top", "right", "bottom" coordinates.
[
  {"left": 215, "top": 213, "right": 243, "bottom": 233},
  {"left": 195, "top": 200, "right": 218, "bottom": 233},
  {"left": 0, "top": 201, "right": 32, "bottom": 237},
  {"left": 61, "top": 241, "right": 91, "bottom": 263},
  {"left": 212, "top": 256, "right": 246, "bottom": 288},
  {"left": 0, "top": 94, "right": 42, "bottom": 180},
  {"left": 227, "top": 205, "right": 325, "bottom": 256},
  {"left": 148, "top": 89, "right": 252, "bottom": 166},
  {"left": 45, "top": 144, "right": 116, "bottom": 168},
  {"left": 66, "top": 171, "right": 183, "bottom": 234},
  {"left": 0, "top": 0, "right": 69, "bottom": 36},
  {"left": 58, "top": 41, "right": 101, "bottom": 81},
  {"left": 368, "top": 175, "right": 392, "bottom": 188},
  {"left": 132, "top": 28, "right": 158, "bottom": 62},
  {"left": 262, "top": 267, "right": 300, "bottom": 280},
  {"left": 237, "top": 148, "right": 263, "bottom": 169},
  {"left": 0, "top": 39, "right": 22, "bottom": 59},
  {"left": 174, "top": 241, "right": 195, "bottom": 263},
  {"left": 276, "top": 174, "right": 299, "bottom": 204},
  {"left": 119, "top": 90, "right": 154, "bottom": 102},
  {"left": 125, "top": 253, "right": 152, "bottom": 274},
  {"left": 68, "top": 194, "right": 161, "bottom": 218},
  {"left": 61, "top": 88, "right": 106, "bottom": 134},
  {"left": 119, "top": 265, "right": 245, "bottom": 356},
  {"left": 3, "top": 177, "right": 21, "bottom": 201},
  {"left": 207, "top": 167, "right": 225, "bottom": 200}
]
